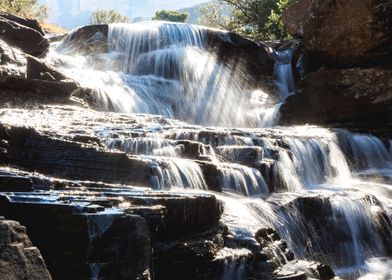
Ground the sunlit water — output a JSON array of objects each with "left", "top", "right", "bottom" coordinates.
[
  {"left": 42, "top": 21, "right": 392, "bottom": 279},
  {"left": 52, "top": 21, "right": 279, "bottom": 127}
]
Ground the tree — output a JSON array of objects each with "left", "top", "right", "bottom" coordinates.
[
  {"left": 90, "top": 9, "right": 129, "bottom": 25},
  {"left": 0, "top": 0, "right": 48, "bottom": 20},
  {"left": 200, "top": 0, "right": 294, "bottom": 40},
  {"left": 152, "top": 10, "right": 189, "bottom": 23}
]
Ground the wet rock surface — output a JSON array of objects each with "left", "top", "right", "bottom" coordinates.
[
  {"left": 0, "top": 169, "right": 226, "bottom": 279},
  {"left": 0, "top": 106, "right": 352, "bottom": 279}
]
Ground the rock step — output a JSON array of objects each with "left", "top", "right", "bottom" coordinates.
[{"left": 0, "top": 124, "right": 153, "bottom": 187}]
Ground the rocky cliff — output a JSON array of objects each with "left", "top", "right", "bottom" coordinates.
[{"left": 280, "top": 0, "right": 392, "bottom": 137}]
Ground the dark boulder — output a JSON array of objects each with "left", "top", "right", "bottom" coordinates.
[
  {"left": 196, "top": 161, "right": 222, "bottom": 192},
  {"left": 206, "top": 29, "right": 274, "bottom": 77},
  {"left": 0, "top": 17, "right": 49, "bottom": 57},
  {"left": 89, "top": 215, "right": 151, "bottom": 280},
  {"left": 26, "top": 55, "right": 68, "bottom": 81},
  {"left": 0, "top": 216, "right": 52, "bottom": 280},
  {"left": 279, "top": 67, "right": 392, "bottom": 131},
  {"left": 0, "top": 174, "right": 34, "bottom": 192},
  {"left": 0, "top": 12, "right": 45, "bottom": 35}
]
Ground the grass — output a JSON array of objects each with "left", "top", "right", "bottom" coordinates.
[{"left": 41, "top": 22, "right": 68, "bottom": 34}]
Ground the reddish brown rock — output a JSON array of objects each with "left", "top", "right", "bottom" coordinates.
[
  {"left": 282, "top": 0, "right": 392, "bottom": 66},
  {"left": 303, "top": 0, "right": 392, "bottom": 65}
]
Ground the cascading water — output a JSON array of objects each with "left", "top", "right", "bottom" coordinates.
[
  {"left": 54, "top": 21, "right": 277, "bottom": 127},
  {"left": 49, "top": 21, "right": 392, "bottom": 279},
  {"left": 274, "top": 49, "right": 295, "bottom": 100}
]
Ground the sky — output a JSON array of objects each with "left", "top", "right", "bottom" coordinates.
[{"left": 38, "top": 0, "right": 210, "bottom": 29}]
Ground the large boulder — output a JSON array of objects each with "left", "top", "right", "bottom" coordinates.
[
  {"left": 0, "top": 12, "right": 45, "bottom": 35},
  {"left": 282, "top": 0, "right": 312, "bottom": 38},
  {"left": 0, "top": 216, "right": 52, "bottom": 280},
  {"left": 304, "top": 0, "right": 392, "bottom": 66},
  {"left": 283, "top": 0, "right": 392, "bottom": 66},
  {"left": 0, "top": 17, "right": 49, "bottom": 57},
  {"left": 279, "top": 67, "right": 392, "bottom": 132},
  {"left": 26, "top": 55, "right": 68, "bottom": 81}
]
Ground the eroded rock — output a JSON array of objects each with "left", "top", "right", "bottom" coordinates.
[
  {"left": 0, "top": 216, "right": 51, "bottom": 280},
  {"left": 286, "top": 0, "right": 392, "bottom": 66}
]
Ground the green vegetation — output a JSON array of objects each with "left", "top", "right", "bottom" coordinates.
[
  {"left": 90, "top": 9, "right": 130, "bottom": 25},
  {"left": 0, "top": 0, "right": 48, "bottom": 21},
  {"left": 152, "top": 10, "right": 189, "bottom": 23},
  {"left": 200, "top": 0, "right": 294, "bottom": 40}
]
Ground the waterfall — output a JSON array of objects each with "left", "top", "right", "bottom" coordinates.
[
  {"left": 149, "top": 157, "right": 207, "bottom": 190},
  {"left": 48, "top": 21, "right": 392, "bottom": 279},
  {"left": 106, "top": 137, "right": 180, "bottom": 157},
  {"left": 338, "top": 131, "right": 392, "bottom": 171},
  {"left": 274, "top": 49, "right": 295, "bottom": 101},
  {"left": 250, "top": 48, "right": 296, "bottom": 127},
  {"left": 218, "top": 163, "right": 268, "bottom": 196},
  {"left": 54, "top": 21, "right": 277, "bottom": 127}
]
